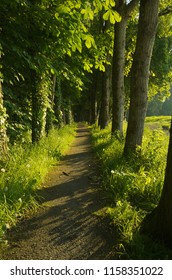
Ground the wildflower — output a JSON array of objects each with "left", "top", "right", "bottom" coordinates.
[
  {"left": 1, "top": 168, "right": 5, "bottom": 173},
  {"left": 111, "top": 170, "right": 115, "bottom": 174}
]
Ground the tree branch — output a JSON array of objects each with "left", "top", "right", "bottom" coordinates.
[
  {"left": 125, "top": 0, "right": 140, "bottom": 18},
  {"left": 159, "top": 5, "right": 172, "bottom": 17}
]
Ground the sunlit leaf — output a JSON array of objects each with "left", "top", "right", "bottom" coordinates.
[{"left": 103, "top": 10, "right": 110, "bottom": 21}]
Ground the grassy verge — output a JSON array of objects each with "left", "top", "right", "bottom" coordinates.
[
  {"left": 145, "top": 116, "right": 171, "bottom": 131},
  {"left": 0, "top": 124, "right": 76, "bottom": 242},
  {"left": 91, "top": 116, "right": 172, "bottom": 259}
]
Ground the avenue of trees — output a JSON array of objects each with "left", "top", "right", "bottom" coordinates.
[{"left": 0, "top": 0, "right": 172, "bottom": 245}]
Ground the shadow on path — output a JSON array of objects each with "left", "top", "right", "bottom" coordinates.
[{"left": 1, "top": 125, "right": 114, "bottom": 260}]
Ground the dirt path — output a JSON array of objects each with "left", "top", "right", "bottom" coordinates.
[{"left": 1, "top": 124, "right": 114, "bottom": 260}]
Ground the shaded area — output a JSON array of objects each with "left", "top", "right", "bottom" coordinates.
[{"left": 1, "top": 124, "right": 115, "bottom": 260}]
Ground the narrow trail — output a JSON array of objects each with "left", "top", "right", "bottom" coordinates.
[{"left": 1, "top": 124, "right": 114, "bottom": 260}]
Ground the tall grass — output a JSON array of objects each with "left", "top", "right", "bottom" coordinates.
[
  {"left": 0, "top": 124, "right": 76, "bottom": 242},
  {"left": 91, "top": 117, "right": 172, "bottom": 259}
]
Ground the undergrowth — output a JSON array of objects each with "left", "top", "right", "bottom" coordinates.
[
  {"left": 91, "top": 118, "right": 172, "bottom": 259},
  {"left": 0, "top": 124, "right": 76, "bottom": 242}
]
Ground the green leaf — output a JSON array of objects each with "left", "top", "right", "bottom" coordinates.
[
  {"left": 50, "top": 68, "right": 55, "bottom": 74},
  {"left": 109, "top": 10, "right": 116, "bottom": 24},
  {"left": 103, "top": 10, "right": 110, "bottom": 21},
  {"left": 85, "top": 38, "right": 92, "bottom": 49},
  {"left": 110, "top": 0, "right": 116, "bottom": 7},
  {"left": 55, "top": 13, "right": 59, "bottom": 20},
  {"left": 83, "top": 35, "right": 96, "bottom": 49},
  {"left": 112, "top": 10, "right": 122, "bottom": 22},
  {"left": 57, "top": 5, "right": 71, "bottom": 14},
  {"left": 103, "top": 10, "right": 121, "bottom": 23},
  {"left": 93, "top": 0, "right": 103, "bottom": 12},
  {"left": 81, "top": 8, "right": 94, "bottom": 20}
]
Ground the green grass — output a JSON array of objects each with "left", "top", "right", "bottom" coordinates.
[
  {"left": 0, "top": 124, "right": 76, "bottom": 242},
  {"left": 91, "top": 117, "right": 172, "bottom": 259},
  {"left": 145, "top": 116, "right": 171, "bottom": 130}
]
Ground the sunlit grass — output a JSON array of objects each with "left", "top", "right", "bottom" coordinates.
[
  {"left": 145, "top": 116, "right": 171, "bottom": 130},
  {"left": 91, "top": 118, "right": 172, "bottom": 259},
  {"left": 0, "top": 124, "right": 76, "bottom": 242}
]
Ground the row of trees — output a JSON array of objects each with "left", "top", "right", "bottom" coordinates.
[
  {"left": 1, "top": 1, "right": 171, "bottom": 148},
  {"left": 0, "top": 0, "right": 172, "bottom": 244}
]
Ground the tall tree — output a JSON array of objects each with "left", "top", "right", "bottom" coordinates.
[
  {"left": 141, "top": 119, "right": 172, "bottom": 245},
  {"left": 124, "top": 0, "right": 159, "bottom": 154},
  {"left": 111, "top": 0, "right": 139, "bottom": 137}
]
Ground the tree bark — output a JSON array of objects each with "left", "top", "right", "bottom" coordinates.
[
  {"left": 111, "top": 16, "right": 127, "bottom": 137},
  {"left": 0, "top": 80, "right": 8, "bottom": 159},
  {"left": 141, "top": 119, "right": 172, "bottom": 246},
  {"left": 99, "top": 63, "right": 111, "bottom": 129},
  {"left": 54, "top": 76, "right": 63, "bottom": 128},
  {"left": 111, "top": 0, "right": 139, "bottom": 138},
  {"left": 89, "top": 71, "right": 99, "bottom": 125},
  {"left": 45, "top": 75, "right": 56, "bottom": 135},
  {"left": 65, "top": 100, "right": 72, "bottom": 125},
  {"left": 124, "top": 0, "right": 159, "bottom": 155},
  {"left": 31, "top": 72, "right": 47, "bottom": 143}
]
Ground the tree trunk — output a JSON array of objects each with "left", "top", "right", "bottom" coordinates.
[
  {"left": 32, "top": 72, "right": 47, "bottom": 143},
  {"left": 89, "top": 71, "right": 99, "bottom": 125},
  {"left": 54, "top": 76, "right": 63, "bottom": 128},
  {"left": 65, "top": 99, "right": 72, "bottom": 125},
  {"left": 124, "top": 0, "right": 159, "bottom": 155},
  {"left": 99, "top": 63, "right": 111, "bottom": 129},
  {"left": 45, "top": 75, "right": 56, "bottom": 135},
  {"left": 111, "top": 0, "right": 139, "bottom": 138},
  {"left": 141, "top": 119, "right": 172, "bottom": 246},
  {"left": 0, "top": 80, "right": 8, "bottom": 159},
  {"left": 111, "top": 16, "right": 127, "bottom": 137}
]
